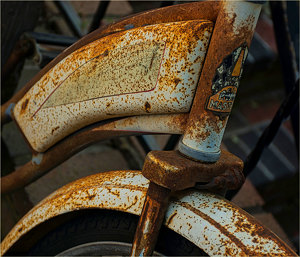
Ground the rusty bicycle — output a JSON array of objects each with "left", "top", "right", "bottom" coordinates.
[{"left": 1, "top": 0, "right": 298, "bottom": 256}]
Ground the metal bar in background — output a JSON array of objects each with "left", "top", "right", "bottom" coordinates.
[
  {"left": 270, "top": 0, "right": 299, "bottom": 153},
  {"left": 55, "top": 0, "right": 83, "bottom": 38},
  {"left": 243, "top": 79, "right": 299, "bottom": 178},
  {"left": 89, "top": 0, "right": 111, "bottom": 33},
  {"left": 26, "top": 32, "right": 78, "bottom": 46},
  {"left": 226, "top": 79, "right": 299, "bottom": 200}
]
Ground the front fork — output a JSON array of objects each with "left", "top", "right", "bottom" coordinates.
[{"left": 130, "top": 1, "right": 262, "bottom": 256}]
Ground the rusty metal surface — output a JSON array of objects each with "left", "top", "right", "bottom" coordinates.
[
  {"left": 42, "top": 41, "right": 166, "bottom": 108},
  {"left": 1, "top": 1, "right": 220, "bottom": 125},
  {"left": 1, "top": 171, "right": 149, "bottom": 256},
  {"left": 167, "top": 190, "right": 296, "bottom": 256},
  {"left": 104, "top": 1, "right": 220, "bottom": 35},
  {"left": 142, "top": 150, "right": 244, "bottom": 191},
  {"left": 179, "top": 1, "right": 262, "bottom": 162},
  {"left": 131, "top": 182, "right": 170, "bottom": 256},
  {"left": 1, "top": 170, "right": 296, "bottom": 256},
  {"left": 13, "top": 20, "right": 212, "bottom": 152},
  {"left": 1, "top": 113, "right": 188, "bottom": 194}
]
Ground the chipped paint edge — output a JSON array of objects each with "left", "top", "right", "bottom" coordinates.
[{"left": 1, "top": 171, "right": 295, "bottom": 256}]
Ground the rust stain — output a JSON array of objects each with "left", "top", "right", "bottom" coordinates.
[
  {"left": 20, "top": 99, "right": 29, "bottom": 114},
  {"left": 177, "top": 201, "right": 253, "bottom": 256},
  {"left": 102, "top": 49, "right": 109, "bottom": 57},
  {"left": 124, "top": 195, "right": 139, "bottom": 211},
  {"left": 174, "top": 78, "right": 181, "bottom": 86},
  {"left": 51, "top": 126, "right": 60, "bottom": 135},
  {"left": 144, "top": 101, "right": 151, "bottom": 113},
  {"left": 87, "top": 194, "right": 96, "bottom": 200},
  {"left": 166, "top": 211, "right": 177, "bottom": 225},
  {"left": 106, "top": 187, "right": 121, "bottom": 198}
]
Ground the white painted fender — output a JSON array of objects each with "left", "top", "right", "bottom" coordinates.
[{"left": 1, "top": 170, "right": 295, "bottom": 256}]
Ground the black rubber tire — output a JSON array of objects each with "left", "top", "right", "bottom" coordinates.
[{"left": 28, "top": 210, "right": 207, "bottom": 256}]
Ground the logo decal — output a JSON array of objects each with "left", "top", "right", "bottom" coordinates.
[{"left": 206, "top": 44, "right": 248, "bottom": 115}]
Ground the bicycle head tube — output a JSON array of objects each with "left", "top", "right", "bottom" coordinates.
[{"left": 179, "top": 0, "right": 262, "bottom": 162}]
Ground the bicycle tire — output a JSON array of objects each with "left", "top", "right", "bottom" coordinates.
[{"left": 28, "top": 210, "right": 207, "bottom": 256}]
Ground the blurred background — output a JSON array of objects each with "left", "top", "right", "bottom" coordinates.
[{"left": 1, "top": 0, "right": 299, "bottom": 253}]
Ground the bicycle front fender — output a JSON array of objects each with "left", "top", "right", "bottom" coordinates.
[{"left": 1, "top": 170, "right": 295, "bottom": 256}]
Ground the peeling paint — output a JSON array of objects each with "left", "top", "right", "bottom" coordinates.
[{"left": 31, "top": 153, "right": 43, "bottom": 165}]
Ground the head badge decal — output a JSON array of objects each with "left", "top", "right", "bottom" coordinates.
[{"left": 206, "top": 44, "right": 248, "bottom": 116}]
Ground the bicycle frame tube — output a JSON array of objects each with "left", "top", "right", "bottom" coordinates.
[
  {"left": 179, "top": 0, "right": 262, "bottom": 162},
  {"left": 1, "top": 114, "right": 188, "bottom": 193}
]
